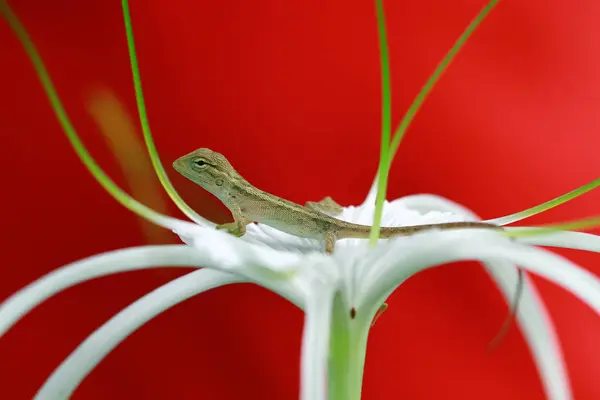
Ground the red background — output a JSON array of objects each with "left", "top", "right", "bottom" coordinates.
[{"left": 2, "top": 0, "right": 600, "bottom": 398}]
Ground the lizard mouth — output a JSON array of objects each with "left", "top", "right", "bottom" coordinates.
[
  {"left": 172, "top": 158, "right": 193, "bottom": 180},
  {"left": 172, "top": 157, "right": 208, "bottom": 187},
  {"left": 172, "top": 156, "right": 184, "bottom": 169}
]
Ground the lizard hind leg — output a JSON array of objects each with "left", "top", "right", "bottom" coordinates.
[{"left": 305, "top": 196, "right": 344, "bottom": 217}]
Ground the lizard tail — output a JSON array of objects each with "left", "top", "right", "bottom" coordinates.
[
  {"left": 378, "top": 221, "right": 502, "bottom": 238},
  {"left": 338, "top": 221, "right": 501, "bottom": 239}
]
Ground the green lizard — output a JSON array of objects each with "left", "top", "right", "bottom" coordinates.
[{"left": 172, "top": 147, "right": 522, "bottom": 346}]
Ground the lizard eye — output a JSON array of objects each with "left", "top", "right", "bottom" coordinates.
[{"left": 192, "top": 158, "right": 208, "bottom": 169}]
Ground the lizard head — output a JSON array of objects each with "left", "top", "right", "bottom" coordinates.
[{"left": 172, "top": 148, "right": 242, "bottom": 199}]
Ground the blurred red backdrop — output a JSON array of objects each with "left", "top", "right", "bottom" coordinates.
[{"left": 2, "top": 0, "right": 600, "bottom": 398}]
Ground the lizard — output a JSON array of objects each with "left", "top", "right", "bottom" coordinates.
[
  {"left": 172, "top": 147, "right": 523, "bottom": 345},
  {"left": 172, "top": 148, "right": 504, "bottom": 253}
]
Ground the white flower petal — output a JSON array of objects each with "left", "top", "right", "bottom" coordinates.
[
  {"left": 175, "top": 227, "right": 336, "bottom": 306},
  {"left": 242, "top": 223, "right": 321, "bottom": 253},
  {"left": 300, "top": 285, "right": 336, "bottom": 400},
  {"left": 326, "top": 196, "right": 478, "bottom": 297},
  {"left": 0, "top": 245, "right": 206, "bottom": 338},
  {"left": 393, "top": 193, "right": 481, "bottom": 220},
  {"left": 461, "top": 239, "right": 600, "bottom": 316},
  {"left": 363, "top": 230, "right": 600, "bottom": 330},
  {"left": 186, "top": 224, "right": 364, "bottom": 299},
  {"left": 511, "top": 229, "right": 600, "bottom": 253},
  {"left": 1, "top": 235, "right": 321, "bottom": 340},
  {"left": 484, "top": 260, "right": 569, "bottom": 400},
  {"left": 176, "top": 224, "right": 324, "bottom": 265},
  {"left": 360, "top": 175, "right": 379, "bottom": 208},
  {"left": 358, "top": 230, "right": 600, "bottom": 400},
  {"left": 393, "top": 193, "right": 570, "bottom": 400},
  {"left": 178, "top": 218, "right": 320, "bottom": 253},
  {"left": 34, "top": 269, "right": 242, "bottom": 399}
]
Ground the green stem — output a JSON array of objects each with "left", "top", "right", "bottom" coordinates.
[
  {"left": 370, "top": 0, "right": 500, "bottom": 244},
  {"left": 0, "top": 1, "right": 176, "bottom": 229},
  {"left": 488, "top": 177, "right": 600, "bottom": 225},
  {"left": 327, "top": 295, "right": 369, "bottom": 400},
  {"left": 388, "top": 0, "right": 500, "bottom": 161},
  {"left": 121, "top": 0, "right": 207, "bottom": 225},
  {"left": 369, "top": 0, "right": 392, "bottom": 246}
]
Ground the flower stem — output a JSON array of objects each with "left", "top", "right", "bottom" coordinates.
[
  {"left": 0, "top": 2, "right": 180, "bottom": 230},
  {"left": 369, "top": 0, "right": 392, "bottom": 248},
  {"left": 388, "top": 0, "right": 500, "bottom": 159},
  {"left": 121, "top": 0, "right": 207, "bottom": 225},
  {"left": 327, "top": 295, "right": 369, "bottom": 400},
  {"left": 488, "top": 177, "right": 600, "bottom": 225},
  {"left": 370, "top": 0, "right": 500, "bottom": 243}
]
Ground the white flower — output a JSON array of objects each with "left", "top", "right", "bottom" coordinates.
[
  {"left": 6, "top": 0, "right": 600, "bottom": 397},
  {"left": 2, "top": 179, "right": 600, "bottom": 400}
]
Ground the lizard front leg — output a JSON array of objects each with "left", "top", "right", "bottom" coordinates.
[{"left": 216, "top": 205, "right": 252, "bottom": 237}]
